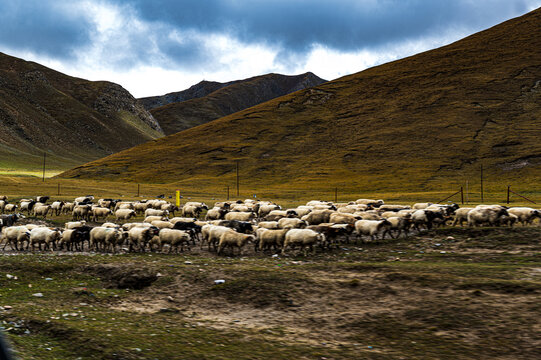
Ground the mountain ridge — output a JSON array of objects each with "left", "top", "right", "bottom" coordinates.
[{"left": 145, "top": 72, "right": 327, "bottom": 135}]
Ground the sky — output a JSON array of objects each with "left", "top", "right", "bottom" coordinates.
[{"left": 1, "top": 0, "right": 540, "bottom": 98}]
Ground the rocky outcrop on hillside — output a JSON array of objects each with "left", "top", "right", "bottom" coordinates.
[{"left": 94, "top": 83, "right": 162, "bottom": 132}]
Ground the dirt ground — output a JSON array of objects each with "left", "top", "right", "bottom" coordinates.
[{"left": 1, "top": 226, "right": 540, "bottom": 359}]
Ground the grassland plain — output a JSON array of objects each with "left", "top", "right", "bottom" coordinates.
[
  {"left": 60, "top": 8, "right": 541, "bottom": 191},
  {"left": 0, "top": 226, "right": 540, "bottom": 360}
]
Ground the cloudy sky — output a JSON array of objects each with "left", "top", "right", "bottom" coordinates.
[{"left": 1, "top": 0, "right": 540, "bottom": 98}]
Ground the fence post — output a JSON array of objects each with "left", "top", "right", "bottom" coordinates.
[
  {"left": 137, "top": 184, "right": 140, "bottom": 197},
  {"left": 334, "top": 187, "right": 337, "bottom": 203},
  {"left": 507, "top": 185, "right": 510, "bottom": 204},
  {"left": 57, "top": 183, "right": 60, "bottom": 196},
  {"left": 227, "top": 186, "right": 230, "bottom": 201},
  {"left": 460, "top": 186, "right": 464, "bottom": 204}
]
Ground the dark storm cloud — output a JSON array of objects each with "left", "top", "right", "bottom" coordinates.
[
  {"left": 120, "top": 0, "right": 538, "bottom": 53},
  {"left": 0, "top": 1, "right": 93, "bottom": 59},
  {"left": 0, "top": 0, "right": 538, "bottom": 70}
]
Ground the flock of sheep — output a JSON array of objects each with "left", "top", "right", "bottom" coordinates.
[{"left": 0, "top": 195, "right": 539, "bottom": 256}]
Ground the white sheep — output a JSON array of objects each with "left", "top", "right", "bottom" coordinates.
[
  {"left": 217, "top": 229, "right": 255, "bottom": 255},
  {"left": 507, "top": 207, "right": 541, "bottom": 225},
  {"left": 29, "top": 227, "right": 61, "bottom": 251},
  {"left": 354, "top": 219, "right": 392, "bottom": 241},
  {"left": 33, "top": 204, "right": 51, "bottom": 218},
  {"left": 467, "top": 206, "right": 509, "bottom": 227},
  {"left": 145, "top": 209, "right": 169, "bottom": 218},
  {"left": 224, "top": 211, "right": 255, "bottom": 222},
  {"left": 451, "top": 208, "right": 473, "bottom": 227},
  {"left": 92, "top": 207, "right": 112, "bottom": 222},
  {"left": 158, "top": 228, "right": 191, "bottom": 253},
  {"left": 65, "top": 221, "right": 87, "bottom": 229},
  {"left": 257, "top": 228, "right": 289, "bottom": 252},
  {"left": 2, "top": 226, "right": 30, "bottom": 251},
  {"left": 151, "top": 220, "right": 174, "bottom": 229},
  {"left": 257, "top": 221, "right": 280, "bottom": 229},
  {"left": 281, "top": 228, "right": 325, "bottom": 255},
  {"left": 278, "top": 218, "right": 307, "bottom": 229},
  {"left": 115, "top": 209, "right": 137, "bottom": 221}
]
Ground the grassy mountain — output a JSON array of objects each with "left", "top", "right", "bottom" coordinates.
[
  {"left": 138, "top": 79, "right": 240, "bottom": 111},
  {"left": 146, "top": 72, "right": 327, "bottom": 135},
  {"left": 0, "top": 52, "right": 163, "bottom": 172},
  {"left": 60, "top": 8, "right": 541, "bottom": 193}
]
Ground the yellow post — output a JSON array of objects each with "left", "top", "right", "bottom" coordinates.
[{"left": 176, "top": 190, "right": 180, "bottom": 207}]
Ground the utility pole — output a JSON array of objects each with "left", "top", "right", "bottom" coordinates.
[
  {"left": 480, "top": 165, "right": 484, "bottom": 203},
  {"left": 227, "top": 186, "right": 230, "bottom": 201},
  {"left": 42, "top": 152, "right": 46, "bottom": 182},
  {"left": 334, "top": 187, "right": 338, "bottom": 203},
  {"left": 236, "top": 160, "right": 239, "bottom": 197},
  {"left": 507, "top": 185, "right": 510, "bottom": 204}
]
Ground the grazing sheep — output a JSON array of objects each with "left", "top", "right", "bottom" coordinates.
[
  {"left": 115, "top": 209, "right": 137, "bottom": 221},
  {"left": 412, "top": 202, "right": 433, "bottom": 210},
  {"left": 500, "top": 213, "right": 518, "bottom": 227},
  {"left": 507, "top": 207, "right": 541, "bottom": 226},
  {"left": 257, "top": 228, "right": 289, "bottom": 252},
  {"left": 98, "top": 198, "right": 118, "bottom": 209},
  {"left": 63, "top": 202, "right": 75, "bottom": 214},
  {"left": 36, "top": 196, "right": 50, "bottom": 203},
  {"left": 386, "top": 217, "right": 411, "bottom": 238},
  {"left": 160, "top": 203, "right": 178, "bottom": 216},
  {"left": 0, "top": 200, "right": 6, "bottom": 212},
  {"left": 33, "top": 204, "right": 51, "bottom": 218},
  {"left": 201, "top": 225, "right": 230, "bottom": 251},
  {"left": 301, "top": 210, "right": 334, "bottom": 225},
  {"left": 467, "top": 206, "right": 509, "bottom": 227},
  {"left": 0, "top": 214, "right": 25, "bottom": 230},
  {"left": 258, "top": 204, "right": 281, "bottom": 218},
  {"left": 151, "top": 220, "right": 174, "bottom": 229},
  {"left": 278, "top": 218, "right": 307, "bottom": 229},
  {"left": 257, "top": 221, "right": 280, "bottom": 229},
  {"left": 51, "top": 201, "right": 65, "bottom": 216},
  {"left": 158, "top": 228, "right": 191, "bottom": 253},
  {"left": 411, "top": 210, "right": 445, "bottom": 230},
  {"left": 205, "top": 207, "right": 229, "bottom": 220},
  {"left": 144, "top": 215, "right": 168, "bottom": 223},
  {"left": 19, "top": 200, "right": 36, "bottom": 214},
  {"left": 224, "top": 211, "right": 255, "bottom": 222},
  {"left": 90, "top": 227, "right": 124, "bottom": 253},
  {"left": 65, "top": 221, "right": 87, "bottom": 229},
  {"left": 378, "top": 204, "right": 411, "bottom": 212},
  {"left": 92, "top": 207, "right": 112, "bottom": 222},
  {"left": 29, "top": 227, "right": 61, "bottom": 251},
  {"left": 281, "top": 229, "right": 325, "bottom": 255},
  {"left": 134, "top": 202, "right": 151, "bottom": 214},
  {"left": 101, "top": 222, "right": 120, "bottom": 228},
  {"left": 356, "top": 199, "right": 384, "bottom": 207},
  {"left": 74, "top": 196, "right": 94, "bottom": 204},
  {"left": 354, "top": 219, "right": 392, "bottom": 241},
  {"left": 72, "top": 205, "right": 92, "bottom": 221},
  {"left": 122, "top": 222, "right": 151, "bottom": 231},
  {"left": 451, "top": 208, "right": 474, "bottom": 227},
  {"left": 2, "top": 226, "right": 31, "bottom": 251},
  {"left": 217, "top": 229, "right": 255, "bottom": 255},
  {"left": 0, "top": 196, "right": 7, "bottom": 201},
  {"left": 329, "top": 212, "right": 360, "bottom": 224},
  {"left": 292, "top": 207, "right": 312, "bottom": 217},
  {"left": 114, "top": 201, "right": 134, "bottom": 211},
  {"left": 145, "top": 209, "right": 169, "bottom": 218},
  {"left": 128, "top": 226, "right": 159, "bottom": 252},
  {"left": 4, "top": 204, "right": 17, "bottom": 213},
  {"left": 264, "top": 209, "right": 298, "bottom": 221}
]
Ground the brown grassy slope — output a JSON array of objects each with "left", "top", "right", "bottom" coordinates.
[
  {"left": 149, "top": 72, "right": 326, "bottom": 135},
  {"left": 60, "top": 9, "right": 541, "bottom": 192},
  {"left": 0, "top": 52, "right": 163, "bottom": 170}
]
